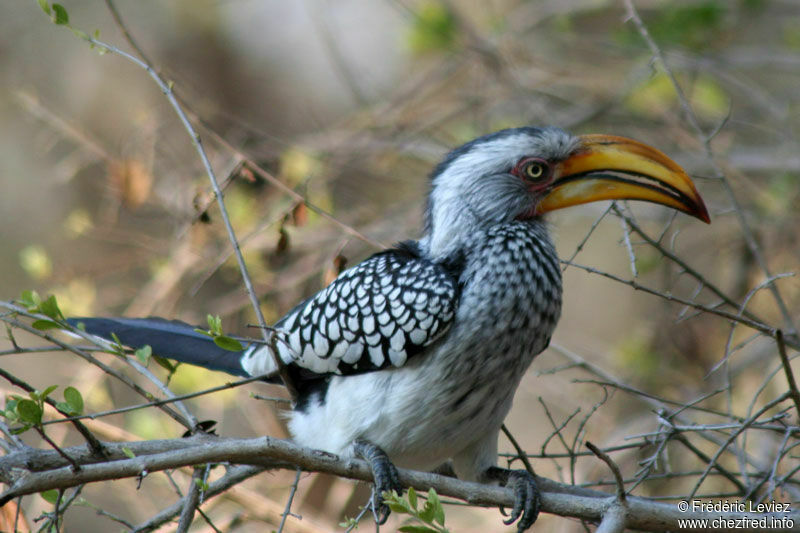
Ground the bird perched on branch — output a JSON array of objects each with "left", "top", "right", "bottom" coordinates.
[{"left": 70, "top": 126, "right": 709, "bottom": 531}]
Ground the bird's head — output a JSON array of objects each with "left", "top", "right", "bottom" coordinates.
[{"left": 423, "top": 126, "right": 709, "bottom": 259}]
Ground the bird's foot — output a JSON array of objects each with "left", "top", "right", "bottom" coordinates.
[
  {"left": 484, "top": 466, "right": 541, "bottom": 532},
  {"left": 353, "top": 439, "right": 402, "bottom": 524}
]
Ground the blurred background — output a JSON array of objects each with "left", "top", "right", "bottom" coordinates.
[{"left": 1, "top": 0, "right": 799, "bottom": 531}]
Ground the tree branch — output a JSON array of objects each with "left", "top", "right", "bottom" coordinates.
[{"left": 2, "top": 435, "right": 797, "bottom": 531}]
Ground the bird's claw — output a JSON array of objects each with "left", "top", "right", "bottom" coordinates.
[
  {"left": 503, "top": 470, "right": 540, "bottom": 531},
  {"left": 485, "top": 467, "right": 540, "bottom": 531},
  {"left": 353, "top": 439, "right": 402, "bottom": 524}
]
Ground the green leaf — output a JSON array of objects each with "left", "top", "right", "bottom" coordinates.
[
  {"left": 386, "top": 500, "right": 412, "bottom": 513},
  {"left": 408, "top": 486, "right": 418, "bottom": 510},
  {"left": 16, "top": 399, "right": 43, "bottom": 425},
  {"left": 40, "top": 489, "right": 59, "bottom": 504},
  {"left": 64, "top": 387, "right": 83, "bottom": 415},
  {"left": 135, "top": 345, "right": 152, "bottom": 364},
  {"left": 398, "top": 526, "right": 439, "bottom": 533},
  {"left": 213, "top": 335, "right": 244, "bottom": 352},
  {"left": 338, "top": 517, "right": 358, "bottom": 528},
  {"left": 109, "top": 332, "right": 125, "bottom": 354},
  {"left": 427, "top": 488, "right": 445, "bottom": 526},
  {"left": 122, "top": 446, "right": 136, "bottom": 458},
  {"left": 32, "top": 319, "right": 62, "bottom": 331},
  {"left": 20, "top": 289, "right": 41, "bottom": 310},
  {"left": 418, "top": 501, "right": 435, "bottom": 524},
  {"left": 194, "top": 478, "right": 210, "bottom": 491},
  {"left": 42, "top": 385, "right": 58, "bottom": 398},
  {"left": 71, "top": 27, "right": 88, "bottom": 41},
  {"left": 193, "top": 328, "right": 213, "bottom": 338},
  {"left": 39, "top": 295, "right": 64, "bottom": 320},
  {"left": 207, "top": 314, "right": 222, "bottom": 335},
  {"left": 51, "top": 3, "right": 69, "bottom": 25},
  {"left": 152, "top": 355, "right": 177, "bottom": 373},
  {"left": 38, "top": 0, "right": 51, "bottom": 15}
]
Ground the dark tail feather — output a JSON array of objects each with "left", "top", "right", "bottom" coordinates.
[{"left": 67, "top": 317, "right": 250, "bottom": 377}]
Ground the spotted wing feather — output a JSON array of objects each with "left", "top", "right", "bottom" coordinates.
[{"left": 241, "top": 245, "right": 458, "bottom": 377}]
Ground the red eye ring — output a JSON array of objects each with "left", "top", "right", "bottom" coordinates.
[{"left": 514, "top": 157, "right": 550, "bottom": 182}]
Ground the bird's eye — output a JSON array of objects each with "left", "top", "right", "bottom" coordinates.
[{"left": 515, "top": 158, "right": 550, "bottom": 182}]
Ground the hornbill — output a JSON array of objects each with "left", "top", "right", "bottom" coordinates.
[{"left": 69, "top": 127, "right": 709, "bottom": 531}]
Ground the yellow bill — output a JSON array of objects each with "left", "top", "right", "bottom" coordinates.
[{"left": 536, "top": 134, "right": 710, "bottom": 223}]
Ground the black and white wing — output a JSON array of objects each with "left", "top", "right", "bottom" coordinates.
[{"left": 241, "top": 243, "right": 459, "bottom": 378}]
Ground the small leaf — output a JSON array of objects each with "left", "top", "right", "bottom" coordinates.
[
  {"left": 135, "top": 345, "right": 152, "bottom": 364},
  {"left": 32, "top": 319, "right": 62, "bottom": 331},
  {"left": 39, "top": 295, "right": 63, "bottom": 320},
  {"left": 213, "top": 335, "right": 244, "bottom": 352},
  {"left": 38, "top": 0, "right": 51, "bottom": 15},
  {"left": 122, "top": 446, "right": 136, "bottom": 458},
  {"left": 193, "top": 328, "right": 213, "bottom": 338},
  {"left": 398, "top": 526, "right": 439, "bottom": 533},
  {"left": 418, "top": 501, "right": 435, "bottom": 524},
  {"left": 40, "top": 489, "right": 59, "bottom": 504},
  {"left": 206, "top": 314, "right": 220, "bottom": 334},
  {"left": 109, "top": 332, "right": 125, "bottom": 354},
  {"left": 42, "top": 385, "right": 58, "bottom": 398},
  {"left": 408, "top": 486, "right": 418, "bottom": 510},
  {"left": 427, "top": 488, "right": 445, "bottom": 526},
  {"left": 64, "top": 387, "right": 83, "bottom": 415},
  {"left": 20, "top": 289, "right": 41, "bottom": 310},
  {"left": 386, "top": 500, "right": 412, "bottom": 513},
  {"left": 72, "top": 27, "right": 89, "bottom": 41},
  {"left": 51, "top": 3, "right": 69, "bottom": 25},
  {"left": 16, "top": 399, "right": 42, "bottom": 425},
  {"left": 152, "top": 355, "right": 177, "bottom": 373}
]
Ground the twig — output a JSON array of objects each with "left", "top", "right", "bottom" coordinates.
[
  {"left": 618, "top": 212, "right": 638, "bottom": 278},
  {"left": 0, "top": 365, "right": 104, "bottom": 456},
  {"left": 277, "top": 468, "right": 303, "bottom": 533},
  {"left": 39, "top": 372, "right": 286, "bottom": 428},
  {"left": 131, "top": 465, "right": 264, "bottom": 533},
  {"left": 124, "top": 354, "right": 199, "bottom": 430},
  {"left": 622, "top": 0, "right": 797, "bottom": 339},
  {"left": 586, "top": 442, "right": 626, "bottom": 503},
  {"left": 688, "top": 392, "right": 791, "bottom": 498},
  {"left": 563, "top": 203, "right": 613, "bottom": 271},
  {"left": 776, "top": 331, "right": 800, "bottom": 420},
  {"left": 103, "top": 0, "right": 154, "bottom": 67},
  {"left": 56, "top": 25, "right": 301, "bottom": 403},
  {"left": 0, "top": 309, "right": 190, "bottom": 428},
  {"left": 611, "top": 205, "right": 780, "bottom": 339},
  {"left": 176, "top": 467, "right": 205, "bottom": 533},
  {"left": 501, "top": 424, "right": 536, "bottom": 475},
  {"left": 560, "top": 259, "right": 776, "bottom": 337}
]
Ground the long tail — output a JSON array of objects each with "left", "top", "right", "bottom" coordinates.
[{"left": 67, "top": 317, "right": 252, "bottom": 378}]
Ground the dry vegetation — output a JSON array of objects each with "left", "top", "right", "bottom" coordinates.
[{"left": 1, "top": 0, "right": 799, "bottom": 531}]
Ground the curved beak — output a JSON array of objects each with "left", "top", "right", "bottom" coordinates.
[{"left": 536, "top": 134, "right": 710, "bottom": 223}]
